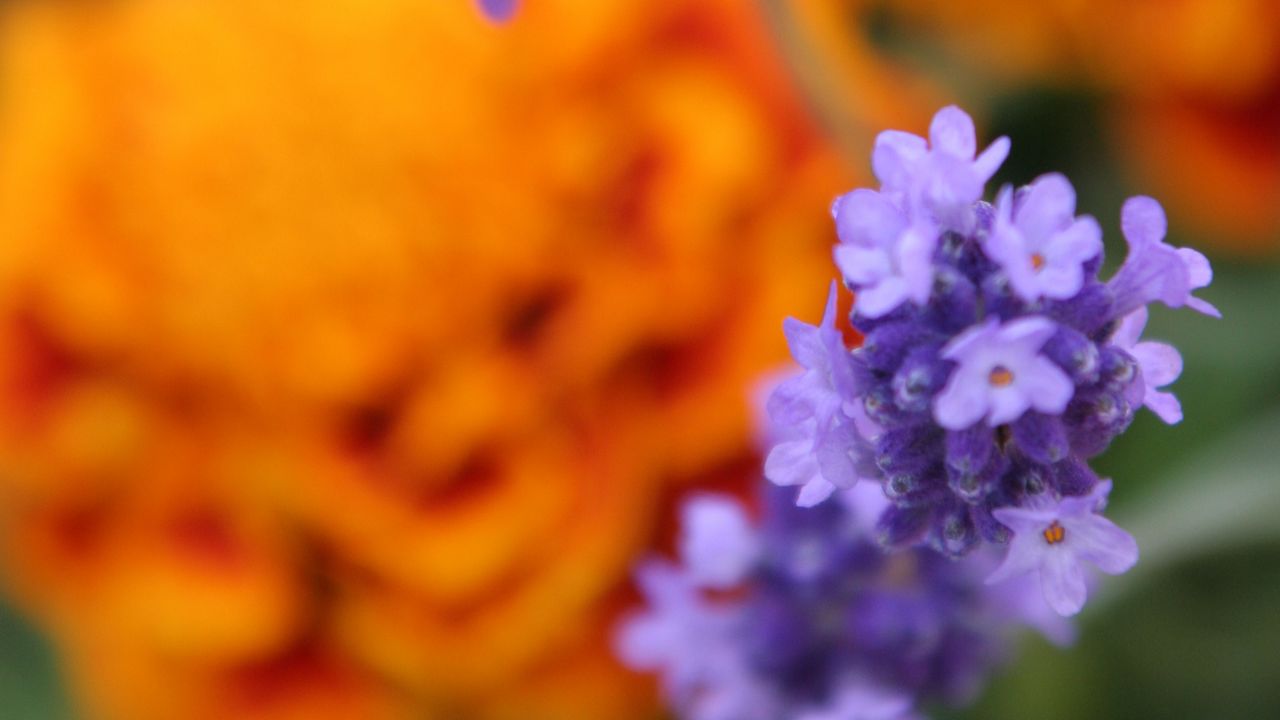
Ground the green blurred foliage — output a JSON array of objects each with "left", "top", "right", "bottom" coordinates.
[{"left": 0, "top": 597, "right": 69, "bottom": 720}]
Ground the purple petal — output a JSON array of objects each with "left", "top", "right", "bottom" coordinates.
[
  {"left": 1048, "top": 215, "right": 1103, "bottom": 263},
  {"left": 897, "top": 223, "right": 938, "bottom": 303},
  {"left": 680, "top": 495, "right": 758, "bottom": 588},
  {"left": 973, "top": 136, "right": 1011, "bottom": 182},
  {"left": 1121, "top": 196, "right": 1167, "bottom": 247},
  {"left": 835, "top": 244, "right": 892, "bottom": 285},
  {"left": 987, "top": 386, "right": 1032, "bottom": 426},
  {"left": 478, "top": 0, "right": 518, "bottom": 22},
  {"left": 765, "top": 438, "right": 816, "bottom": 488},
  {"left": 1071, "top": 515, "right": 1140, "bottom": 576},
  {"left": 1110, "top": 307, "right": 1148, "bottom": 348},
  {"left": 834, "top": 189, "right": 908, "bottom": 248},
  {"left": 929, "top": 105, "right": 977, "bottom": 158},
  {"left": 934, "top": 366, "right": 990, "bottom": 430},
  {"left": 1017, "top": 173, "right": 1076, "bottom": 241},
  {"left": 1023, "top": 357, "right": 1075, "bottom": 415},
  {"left": 1144, "top": 388, "right": 1183, "bottom": 424},
  {"left": 782, "top": 318, "right": 824, "bottom": 369},
  {"left": 872, "top": 130, "right": 927, "bottom": 189},
  {"left": 1041, "top": 549, "right": 1087, "bottom": 616},
  {"left": 796, "top": 477, "right": 838, "bottom": 507},
  {"left": 985, "top": 535, "right": 1043, "bottom": 585},
  {"left": 854, "top": 277, "right": 911, "bottom": 318},
  {"left": 940, "top": 316, "right": 999, "bottom": 361},
  {"left": 1132, "top": 340, "right": 1182, "bottom": 386},
  {"left": 999, "top": 316, "right": 1058, "bottom": 351}
]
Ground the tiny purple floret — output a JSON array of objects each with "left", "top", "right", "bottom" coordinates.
[
  {"left": 680, "top": 495, "right": 760, "bottom": 588},
  {"left": 985, "top": 174, "right": 1102, "bottom": 302},
  {"left": 933, "top": 316, "right": 1074, "bottom": 430},
  {"left": 832, "top": 190, "right": 936, "bottom": 318},
  {"left": 1111, "top": 308, "right": 1185, "bottom": 424},
  {"left": 872, "top": 105, "right": 1010, "bottom": 232},
  {"left": 766, "top": 283, "right": 875, "bottom": 505},
  {"left": 478, "top": 0, "right": 518, "bottom": 22},
  {"left": 1108, "top": 196, "right": 1221, "bottom": 319},
  {"left": 986, "top": 480, "right": 1139, "bottom": 616}
]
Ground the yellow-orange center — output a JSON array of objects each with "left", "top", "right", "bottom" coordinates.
[
  {"left": 1042, "top": 520, "right": 1066, "bottom": 545},
  {"left": 988, "top": 366, "right": 1014, "bottom": 387},
  {"left": 1031, "top": 253, "right": 1046, "bottom": 271}
]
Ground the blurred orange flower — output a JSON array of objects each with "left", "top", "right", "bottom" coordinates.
[
  {"left": 0, "top": 1, "right": 927, "bottom": 718},
  {"left": 848, "top": 0, "right": 1280, "bottom": 251}
]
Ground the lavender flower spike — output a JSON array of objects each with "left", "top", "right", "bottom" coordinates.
[
  {"left": 987, "top": 480, "right": 1139, "bottom": 616},
  {"left": 934, "top": 316, "right": 1074, "bottom": 430},
  {"left": 985, "top": 174, "right": 1103, "bottom": 302},
  {"left": 873, "top": 105, "right": 1010, "bottom": 232},
  {"left": 1111, "top": 307, "right": 1185, "bottom": 424},
  {"left": 1108, "top": 196, "right": 1221, "bottom": 319},
  {"left": 762, "top": 104, "right": 1214, "bottom": 613}
]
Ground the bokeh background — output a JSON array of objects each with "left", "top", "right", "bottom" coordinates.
[{"left": 0, "top": 1, "right": 1275, "bottom": 718}]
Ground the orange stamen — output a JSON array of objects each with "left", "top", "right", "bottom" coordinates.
[
  {"left": 988, "top": 366, "right": 1014, "bottom": 387},
  {"left": 1042, "top": 520, "right": 1065, "bottom": 545}
]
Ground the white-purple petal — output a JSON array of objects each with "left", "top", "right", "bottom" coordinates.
[
  {"left": 1070, "top": 515, "right": 1140, "bottom": 576},
  {"left": 680, "top": 496, "right": 759, "bottom": 588},
  {"left": 973, "top": 135, "right": 1011, "bottom": 183},
  {"left": 1040, "top": 548, "right": 1088, "bottom": 616}
]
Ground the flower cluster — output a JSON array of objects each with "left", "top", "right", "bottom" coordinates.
[
  {"left": 616, "top": 483, "right": 1070, "bottom": 720},
  {"left": 767, "top": 106, "right": 1218, "bottom": 616}
]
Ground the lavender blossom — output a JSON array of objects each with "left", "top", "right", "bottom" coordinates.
[
  {"left": 1108, "top": 196, "right": 1220, "bottom": 319},
  {"left": 477, "top": 0, "right": 518, "bottom": 22},
  {"left": 765, "top": 283, "right": 878, "bottom": 506},
  {"left": 934, "top": 316, "right": 1074, "bottom": 429},
  {"left": 987, "top": 480, "right": 1138, "bottom": 616},
  {"left": 616, "top": 485, "right": 1065, "bottom": 720},
  {"left": 985, "top": 174, "right": 1102, "bottom": 302},
  {"left": 763, "top": 106, "right": 1218, "bottom": 616},
  {"left": 1111, "top": 307, "right": 1185, "bottom": 424},
  {"left": 872, "top": 106, "right": 1010, "bottom": 232}
]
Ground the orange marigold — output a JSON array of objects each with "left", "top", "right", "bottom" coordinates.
[{"left": 0, "top": 1, "right": 927, "bottom": 718}]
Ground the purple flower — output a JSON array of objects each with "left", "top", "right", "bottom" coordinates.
[
  {"left": 986, "top": 480, "right": 1139, "bottom": 616},
  {"left": 765, "top": 284, "right": 876, "bottom": 505},
  {"left": 617, "top": 486, "right": 1062, "bottom": 719},
  {"left": 796, "top": 684, "right": 919, "bottom": 720},
  {"left": 984, "top": 174, "right": 1103, "bottom": 302},
  {"left": 477, "top": 0, "right": 518, "bottom": 22},
  {"left": 1111, "top": 308, "right": 1185, "bottom": 424},
  {"left": 680, "top": 495, "right": 760, "bottom": 588},
  {"left": 832, "top": 190, "right": 937, "bottom": 318},
  {"left": 933, "top": 316, "right": 1074, "bottom": 430},
  {"left": 872, "top": 106, "right": 1009, "bottom": 232},
  {"left": 614, "top": 561, "right": 743, "bottom": 706},
  {"left": 1108, "top": 196, "right": 1221, "bottom": 319}
]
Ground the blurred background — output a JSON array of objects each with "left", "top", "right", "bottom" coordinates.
[{"left": 0, "top": 1, "right": 1275, "bottom": 718}]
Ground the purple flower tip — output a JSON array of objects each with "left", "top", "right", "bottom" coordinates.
[
  {"left": 1109, "top": 196, "right": 1220, "bottom": 319},
  {"left": 478, "top": 0, "right": 518, "bottom": 22}
]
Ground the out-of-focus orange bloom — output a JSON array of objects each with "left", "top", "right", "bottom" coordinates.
[
  {"left": 848, "top": 0, "right": 1280, "bottom": 251},
  {"left": 0, "top": 1, "right": 927, "bottom": 718}
]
